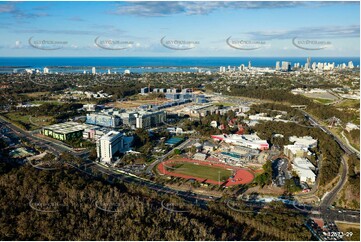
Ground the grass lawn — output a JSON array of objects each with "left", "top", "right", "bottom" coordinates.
[
  {"left": 4, "top": 112, "right": 54, "bottom": 130},
  {"left": 31, "top": 100, "right": 62, "bottom": 105},
  {"left": 167, "top": 162, "right": 232, "bottom": 181},
  {"left": 213, "top": 102, "right": 234, "bottom": 107},
  {"left": 19, "top": 91, "right": 50, "bottom": 98},
  {"left": 314, "top": 98, "right": 334, "bottom": 105},
  {"left": 335, "top": 222, "right": 360, "bottom": 241},
  {"left": 335, "top": 99, "right": 360, "bottom": 108}
]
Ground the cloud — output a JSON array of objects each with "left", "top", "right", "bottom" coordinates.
[
  {"left": 0, "top": 2, "right": 51, "bottom": 19},
  {"left": 0, "top": 2, "right": 16, "bottom": 13},
  {"left": 242, "top": 25, "right": 360, "bottom": 40},
  {"left": 110, "top": 1, "right": 358, "bottom": 17},
  {"left": 13, "top": 29, "right": 105, "bottom": 36},
  {"left": 12, "top": 25, "right": 129, "bottom": 37}
]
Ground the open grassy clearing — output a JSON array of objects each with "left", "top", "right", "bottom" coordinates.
[
  {"left": 335, "top": 222, "right": 360, "bottom": 241},
  {"left": 3, "top": 112, "right": 54, "bottom": 130},
  {"left": 335, "top": 99, "right": 360, "bottom": 108}
]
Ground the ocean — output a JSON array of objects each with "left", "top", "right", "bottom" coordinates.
[{"left": 0, "top": 57, "right": 359, "bottom": 74}]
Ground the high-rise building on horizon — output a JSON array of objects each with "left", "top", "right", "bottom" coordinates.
[
  {"left": 275, "top": 61, "right": 280, "bottom": 71},
  {"left": 312, "top": 62, "right": 317, "bottom": 70},
  {"left": 281, "top": 61, "right": 291, "bottom": 72},
  {"left": 92, "top": 67, "right": 96, "bottom": 75},
  {"left": 43, "top": 67, "right": 49, "bottom": 74}
]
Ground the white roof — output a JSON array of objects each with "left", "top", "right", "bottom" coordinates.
[
  {"left": 100, "top": 131, "right": 123, "bottom": 142},
  {"left": 293, "top": 157, "right": 315, "bottom": 170},
  {"left": 293, "top": 165, "right": 316, "bottom": 181},
  {"left": 43, "top": 122, "right": 94, "bottom": 134},
  {"left": 289, "top": 136, "right": 317, "bottom": 148},
  {"left": 292, "top": 158, "right": 316, "bottom": 182},
  {"left": 284, "top": 144, "right": 308, "bottom": 155}
]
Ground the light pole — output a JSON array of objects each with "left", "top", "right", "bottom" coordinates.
[{"left": 218, "top": 171, "right": 221, "bottom": 185}]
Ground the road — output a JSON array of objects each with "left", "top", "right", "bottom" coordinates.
[
  {"left": 320, "top": 159, "right": 348, "bottom": 209},
  {"left": 145, "top": 138, "right": 195, "bottom": 174},
  {"left": 0, "top": 115, "right": 88, "bottom": 157},
  {"left": 1, "top": 115, "right": 359, "bottom": 226},
  {"left": 300, "top": 110, "right": 351, "bottom": 208},
  {"left": 302, "top": 110, "right": 359, "bottom": 157},
  {"left": 341, "top": 131, "right": 360, "bottom": 155}
]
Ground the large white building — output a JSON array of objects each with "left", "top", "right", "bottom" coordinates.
[
  {"left": 284, "top": 136, "right": 317, "bottom": 159},
  {"left": 289, "top": 136, "right": 317, "bottom": 148},
  {"left": 248, "top": 113, "right": 274, "bottom": 121},
  {"left": 211, "top": 133, "right": 269, "bottom": 150},
  {"left": 281, "top": 61, "right": 291, "bottom": 72},
  {"left": 292, "top": 157, "right": 316, "bottom": 184},
  {"left": 97, "top": 131, "right": 124, "bottom": 163},
  {"left": 86, "top": 112, "right": 121, "bottom": 128},
  {"left": 135, "top": 110, "right": 166, "bottom": 129}
]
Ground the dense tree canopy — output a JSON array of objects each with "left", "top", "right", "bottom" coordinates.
[{"left": 0, "top": 158, "right": 311, "bottom": 241}]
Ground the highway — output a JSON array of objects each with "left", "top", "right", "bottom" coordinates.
[
  {"left": 300, "top": 110, "right": 353, "bottom": 209},
  {"left": 302, "top": 110, "right": 359, "bottom": 157}
]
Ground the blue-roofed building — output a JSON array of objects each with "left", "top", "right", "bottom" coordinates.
[
  {"left": 86, "top": 113, "right": 121, "bottom": 128},
  {"left": 165, "top": 137, "right": 184, "bottom": 146}
]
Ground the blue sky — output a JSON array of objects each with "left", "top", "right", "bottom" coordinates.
[{"left": 0, "top": 1, "right": 359, "bottom": 57}]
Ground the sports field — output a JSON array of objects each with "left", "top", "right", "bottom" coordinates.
[
  {"left": 168, "top": 162, "right": 232, "bottom": 182},
  {"left": 158, "top": 158, "right": 254, "bottom": 186}
]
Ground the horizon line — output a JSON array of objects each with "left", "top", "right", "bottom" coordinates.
[{"left": 0, "top": 56, "right": 360, "bottom": 58}]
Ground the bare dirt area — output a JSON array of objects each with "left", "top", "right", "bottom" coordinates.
[
  {"left": 166, "top": 183, "right": 223, "bottom": 197},
  {"left": 109, "top": 98, "right": 170, "bottom": 109},
  {"left": 303, "top": 92, "right": 338, "bottom": 100},
  {"left": 244, "top": 185, "right": 285, "bottom": 196}
]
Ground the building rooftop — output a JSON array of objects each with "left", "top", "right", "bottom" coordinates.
[
  {"left": 43, "top": 122, "right": 94, "bottom": 134},
  {"left": 100, "top": 131, "right": 123, "bottom": 142},
  {"left": 293, "top": 157, "right": 315, "bottom": 170},
  {"left": 289, "top": 136, "right": 317, "bottom": 148}
]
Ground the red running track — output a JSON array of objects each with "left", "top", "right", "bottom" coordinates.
[{"left": 157, "top": 158, "right": 254, "bottom": 187}]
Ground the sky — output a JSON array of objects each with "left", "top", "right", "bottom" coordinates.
[{"left": 0, "top": 1, "right": 359, "bottom": 57}]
